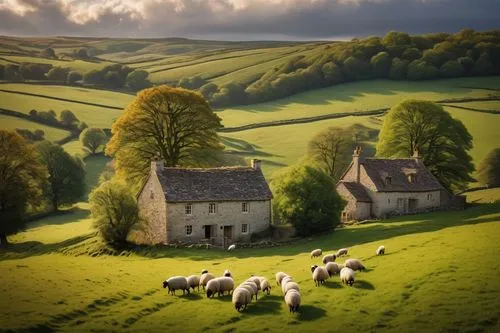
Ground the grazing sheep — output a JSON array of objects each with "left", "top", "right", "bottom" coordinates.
[
  {"left": 276, "top": 272, "right": 288, "bottom": 286},
  {"left": 283, "top": 281, "right": 300, "bottom": 295},
  {"left": 240, "top": 281, "right": 258, "bottom": 300},
  {"left": 336, "top": 248, "right": 348, "bottom": 257},
  {"left": 186, "top": 275, "right": 200, "bottom": 292},
  {"left": 325, "top": 262, "right": 341, "bottom": 277},
  {"left": 311, "top": 265, "right": 329, "bottom": 286},
  {"left": 200, "top": 272, "right": 216, "bottom": 290},
  {"left": 206, "top": 278, "right": 221, "bottom": 298},
  {"left": 259, "top": 278, "right": 271, "bottom": 295},
  {"left": 284, "top": 289, "right": 301, "bottom": 313},
  {"left": 322, "top": 254, "right": 337, "bottom": 264},
  {"left": 344, "top": 258, "right": 366, "bottom": 271},
  {"left": 310, "top": 249, "right": 322, "bottom": 259},
  {"left": 201, "top": 269, "right": 209, "bottom": 274},
  {"left": 224, "top": 269, "right": 232, "bottom": 278},
  {"left": 163, "top": 276, "right": 189, "bottom": 295},
  {"left": 376, "top": 245, "right": 385, "bottom": 256},
  {"left": 227, "top": 244, "right": 236, "bottom": 251},
  {"left": 247, "top": 276, "right": 261, "bottom": 290},
  {"left": 218, "top": 277, "right": 235, "bottom": 296},
  {"left": 281, "top": 276, "right": 294, "bottom": 294},
  {"left": 340, "top": 267, "right": 355, "bottom": 286},
  {"left": 232, "top": 287, "right": 252, "bottom": 312}
]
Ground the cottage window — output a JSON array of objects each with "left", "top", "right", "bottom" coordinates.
[
  {"left": 209, "top": 203, "right": 216, "bottom": 214},
  {"left": 241, "top": 224, "right": 248, "bottom": 233},
  {"left": 408, "top": 174, "right": 416, "bottom": 183},
  {"left": 427, "top": 193, "right": 432, "bottom": 200},
  {"left": 242, "top": 202, "right": 249, "bottom": 213},
  {"left": 185, "top": 225, "right": 193, "bottom": 235},
  {"left": 185, "top": 204, "right": 192, "bottom": 215},
  {"left": 385, "top": 177, "right": 392, "bottom": 185},
  {"left": 388, "top": 198, "right": 390, "bottom": 204}
]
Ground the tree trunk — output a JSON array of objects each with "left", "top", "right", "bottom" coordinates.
[
  {"left": 52, "top": 195, "right": 59, "bottom": 212},
  {"left": 0, "top": 234, "right": 8, "bottom": 247}
]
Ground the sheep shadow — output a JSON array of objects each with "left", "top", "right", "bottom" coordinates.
[
  {"left": 210, "top": 294, "right": 232, "bottom": 302},
  {"left": 324, "top": 281, "right": 343, "bottom": 289},
  {"left": 354, "top": 280, "right": 375, "bottom": 290},
  {"left": 297, "top": 305, "right": 327, "bottom": 321},
  {"left": 182, "top": 293, "right": 202, "bottom": 300},
  {"left": 245, "top": 295, "right": 282, "bottom": 315}
]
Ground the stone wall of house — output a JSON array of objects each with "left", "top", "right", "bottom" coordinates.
[
  {"left": 134, "top": 174, "right": 168, "bottom": 244},
  {"left": 356, "top": 202, "right": 372, "bottom": 220},
  {"left": 336, "top": 183, "right": 357, "bottom": 221},
  {"left": 166, "top": 200, "right": 271, "bottom": 244},
  {"left": 370, "top": 190, "right": 441, "bottom": 217}
]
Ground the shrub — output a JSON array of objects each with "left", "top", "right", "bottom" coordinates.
[
  {"left": 67, "top": 71, "right": 82, "bottom": 85},
  {"left": 477, "top": 148, "right": 500, "bottom": 187},
  {"left": 46, "top": 67, "right": 70, "bottom": 81}
]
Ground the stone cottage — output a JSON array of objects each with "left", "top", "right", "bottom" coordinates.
[
  {"left": 135, "top": 159, "right": 273, "bottom": 245},
  {"left": 336, "top": 147, "right": 445, "bottom": 222}
]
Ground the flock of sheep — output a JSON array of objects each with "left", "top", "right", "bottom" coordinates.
[{"left": 162, "top": 244, "right": 386, "bottom": 313}]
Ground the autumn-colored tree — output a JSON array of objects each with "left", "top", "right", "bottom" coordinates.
[
  {"left": 0, "top": 130, "right": 47, "bottom": 246},
  {"left": 106, "top": 85, "right": 224, "bottom": 183}
]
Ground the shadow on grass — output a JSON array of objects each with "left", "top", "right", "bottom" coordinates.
[
  {"left": 354, "top": 280, "right": 375, "bottom": 290},
  {"left": 182, "top": 293, "right": 203, "bottom": 300},
  {"left": 246, "top": 295, "right": 282, "bottom": 315},
  {"left": 324, "top": 281, "right": 343, "bottom": 289},
  {"left": 297, "top": 305, "right": 327, "bottom": 321}
]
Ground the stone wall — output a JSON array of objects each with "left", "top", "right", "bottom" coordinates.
[
  {"left": 166, "top": 200, "right": 271, "bottom": 244},
  {"left": 370, "top": 190, "right": 441, "bottom": 217}
]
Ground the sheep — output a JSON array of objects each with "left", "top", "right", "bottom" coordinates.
[
  {"left": 186, "top": 275, "right": 200, "bottom": 292},
  {"left": 281, "top": 276, "right": 294, "bottom": 294},
  {"left": 344, "top": 258, "right": 366, "bottom": 271},
  {"left": 276, "top": 272, "right": 288, "bottom": 286},
  {"left": 310, "top": 249, "right": 322, "bottom": 259},
  {"left": 218, "top": 277, "right": 235, "bottom": 296},
  {"left": 201, "top": 269, "right": 209, "bottom": 274},
  {"left": 246, "top": 276, "right": 261, "bottom": 290},
  {"left": 259, "top": 277, "right": 271, "bottom": 295},
  {"left": 322, "top": 254, "right": 337, "bottom": 264},
  {"left": 232, "top": 287, "right": 252, "bottom": 312},
  {"left": 163, "top": 276, "right": 189, "bottom": 295},
  {"left": 224, "top": 269, "right": 233, "bottom": 278},
  {"left": 325, "top": 262, "right": 341, "bottom": 277},
  {"left": 283, "top": 281, "right": 300, "bottom": 295},
  {"left": 311, "top": 265, "right": 329, "bottom": 286},
  {"left": 227, "top": 244, "right": 236, "bottom": 251},
  {"left": 340, "top": 267, "right": 355, "bottom": 286},
  {"left": 336, "top": 248, "right": 348, "bottom": 257},
  {"left": 284, "top": 289, "right": 301, "bottom": 313},
  {"left": 200, "top": 272, "right": 216, "bottom": 290},
  {"left": 240, "top": 281, "right": 258, "bottom": 300},
  {"left": 206, "top": 278, "right": 221, "bottom": 298},
  {"left": 376, "top": 245, "right": 385, "bottom": 256}
]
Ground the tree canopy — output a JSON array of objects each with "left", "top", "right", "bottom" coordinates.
[
  {"left": 0, "top": 130, "right": 47, "bottom": 245},
  {"left": 376, "top": 100, "right": 475, "bottom": 192},
  {"left": 37, "top": 141, "right": 86, "bottom": 211},
  {"left": 477, "top": 148, "right": 500, "bottom": 187},
  {"left": 106, "top": 85, "right": 224, "bottom": 183},
  {"left": 271, "top": 164, "right": 345, "bottom": 236},
  {"left": 80, "top": 128, "right": 107, "bottom": 155}
]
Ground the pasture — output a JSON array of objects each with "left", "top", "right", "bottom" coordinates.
[{"left": 0, "top": 115, "right": 70, "bottom": 142}]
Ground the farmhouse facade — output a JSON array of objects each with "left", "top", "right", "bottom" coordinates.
[
  {"left": 336, "top": 147, "right": 445, "bottom": 222},
  {"left": 135, "top": 159, "right": 273, "bottom": 246}
]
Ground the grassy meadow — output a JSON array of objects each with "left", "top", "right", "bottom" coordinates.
[{"left": 0, "top": 115, "right": 70, "bottom": 142}]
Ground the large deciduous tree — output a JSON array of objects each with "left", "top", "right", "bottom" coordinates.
[
  {"left": 0, "top": 130, "right": 47, "bottom": 246},
  {"left": 80, "top": 128, "right": 107, "bottom": 155},
  {"left": 37, "top": 141, "right": 85, "bottom": 211},
  {"left": 308, "top": 127, "right": 355, "bottom": 183},
  {"left": 376, "top": 100, "right": 475, "bottom": 192},
  {"left": 106, "top": 85, "right": 224, "bottom": 183},
  {"left": 271, "top": 164, "right": 345, "bottom": 237},
  {"left": 477, "top": 148, "right": 500, "bottom": 187}
]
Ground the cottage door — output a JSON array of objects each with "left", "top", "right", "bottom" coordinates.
[{"left": 223, "top": 226, "right": 233, "bottom": 239}]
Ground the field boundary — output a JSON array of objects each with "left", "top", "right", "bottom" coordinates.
[{"left": 441, "top": 104, "right": 500, "bottom": 114}]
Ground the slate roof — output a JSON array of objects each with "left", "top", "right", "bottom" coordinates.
[
  {"left": 156, "top": 167, "right": 273, "bottom": 202},
  {"left": 339, "top": 182, "right": 372, "bottom": 202},
  {"left": 362, "top": 158, "right": 444, "bottom": 192}
]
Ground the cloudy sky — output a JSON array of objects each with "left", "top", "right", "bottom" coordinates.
[{"left": 0, "top": 0, "right": 499, "bottom": 40}]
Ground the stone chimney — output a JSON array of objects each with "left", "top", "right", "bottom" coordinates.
[
  {"left": 251, "top": 159, "right": 261, "bottom": 170},
  {"left": 412, "top": 146, "right": 422, "bottom": 165},
  {"left": 151, "top": 153, "right": 164, "bottom": 173},
  {"left": 352, "top": 146, "right": 363, "bottom": 183}
]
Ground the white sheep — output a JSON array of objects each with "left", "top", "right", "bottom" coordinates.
[
  {"left": 206, "top": 278, "right": 221, "bottom": 298},
  {"left": 283, "top": 281, "right": 300, "bottom": 295},
  {"left": 376, "top": 245, "right": 385, "bottom": 256},
  {"left": 340, "top": 267, "right": 355, "bottom": 286},
  {"left": 325, "top": 262, "right": 341, "bottom": 277},
  {"left": 259, "top": 278, "right": 271, "bottom": 295},
  {"left": 186, "top": 275, "right": 200, "bottom": 292},
  {"left": 322, "top": 254, "right": 337, "bottom": 264},
  {"left": 240, "top": 281, "right": 258, "bottom": 300},
  {"left": 310, "top": 249, "right": 322, "bottom": 259},
  {"left": 311, "top": 265, "right": 329, "bottom": 286},
  {"left": 276, "top": 272, "right": 288, "bottom": 286},
  {"left": 227, "top": 244, "right": 236, "bottom": 251},
  {"left": 224, "top": 269, "right": 233, "bottom": 278},
  {"left": 200, "top": 272, "right": 215, "bottom": 290},
  {"left": 336, "top": 248, "right": 348, "bottom": 257},
  {"left": 246, "top": 276, "right": 261, "bottom": 290},
  {"left": 232, "top": 287, "right": 252, "bottom": 312},
  {"left": 284, "top": 289, "right": 301, "bottom": 313},
  {"left": 163, "top": 276, "right": 189, "bottom": 295},
  {"left": 281, "top": 276, "right": 294, "bottom": 294},
  {"left": 217, "top": 277, "right": 235, "bottom": 296},
  {"left": 344, "top": 258, "right": 366, "bottom": 271}
]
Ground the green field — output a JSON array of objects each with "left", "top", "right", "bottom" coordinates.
[
  {"left": 0, "top": 115, "right": 70, "bottom": 142},
  {"left": 0, "top": 55, "right": 111, "bottom": 73},
  {"left": 1, "top": 196, "right": 499, "bottom": 332}
]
